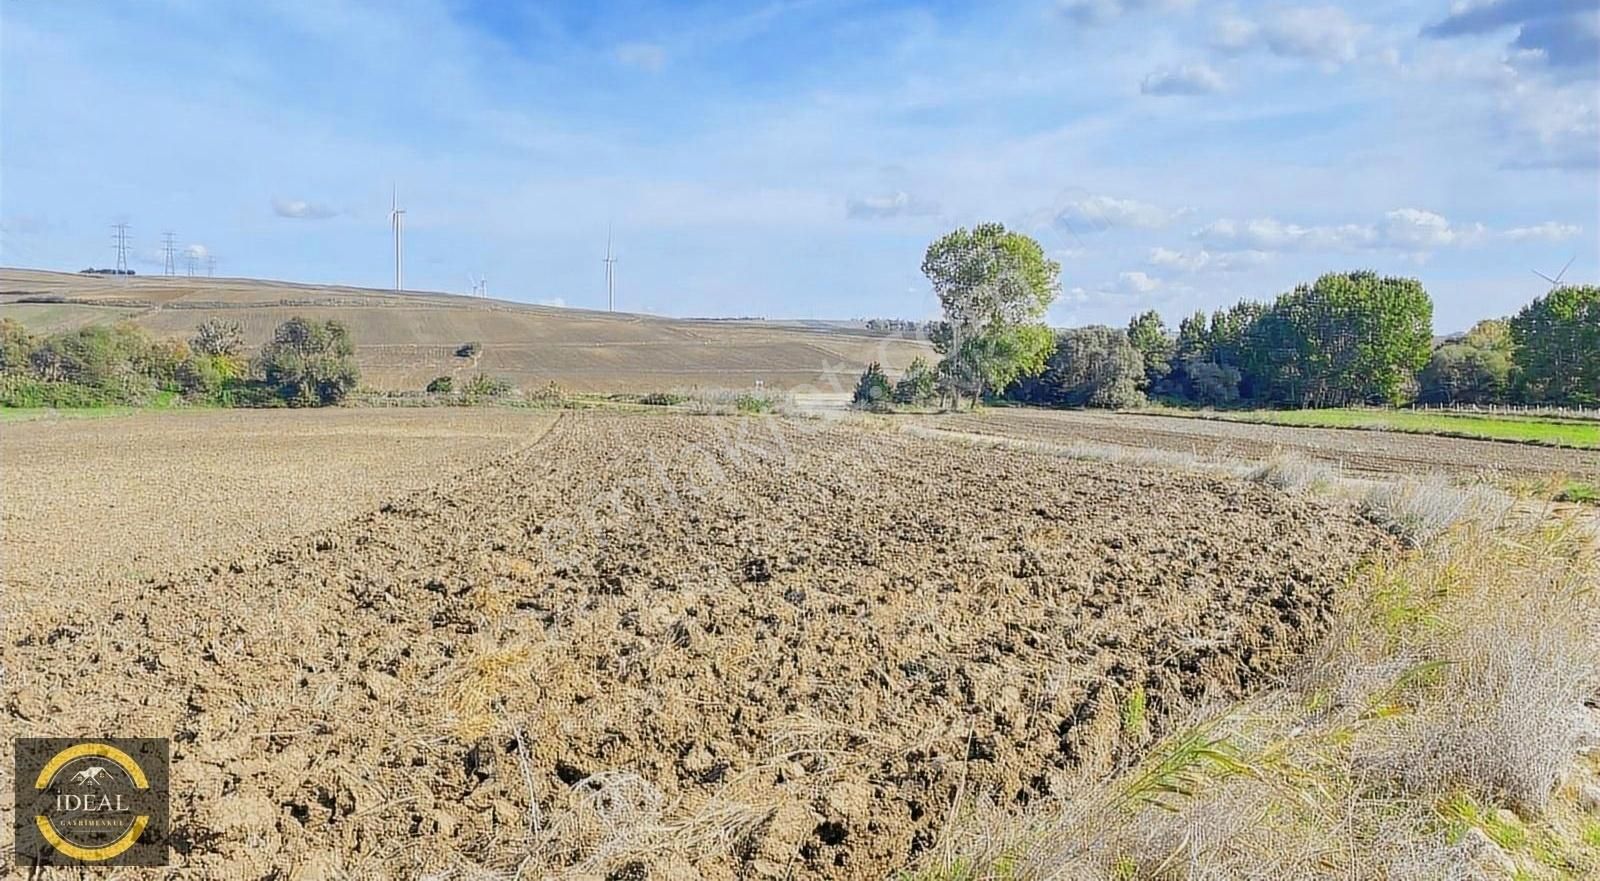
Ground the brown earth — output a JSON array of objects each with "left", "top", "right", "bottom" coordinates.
[
  {"left": 1, "top": 407, "right": 559, "bottom": 590},
  {"left": 0, "top": 268, "right": 931, "bottom": 393},
  {"left": 2, "top": 412, "right": 1380, "bottom": 879},
  {"left": 928, "top": 407, "right": 1600, "bottom": 481}
]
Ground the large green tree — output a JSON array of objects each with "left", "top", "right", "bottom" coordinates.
[
  {"left": 1013, "top": 326, "right": 1145, "bottom": 409},
  {"left": 921, "top": 223, "right": 1059, "bottom": 407},
  {"left": 1125, "top": 309, "right": 1174, "bottom": 391},
  {"left": 254, "top": 317, "right": 360, "bottom": 405},
  {"left": 1248, "top": 272, "right": 1433, "bottom": 407},
  {"left": 1510, "top": 285, "right": 1599, "bottom": 405}
]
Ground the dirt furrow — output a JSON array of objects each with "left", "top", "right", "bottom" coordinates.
[{"left": 3, "top": 414, "right": 1380, "bottom": 879}]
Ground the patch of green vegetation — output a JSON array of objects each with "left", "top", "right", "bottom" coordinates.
[
  {"left": 1556, "top": 481, "right": 1599, "bottom": 505},
  {"left": 639, "top": 391, "right": 688, "bottom": 406},
  {"left": 1582, "top": 820, "right": 1600, "bottom": 848},
  {"left": 1121, "top": 684, "right": 1147, "bottom": 741},
  {"left": 1148, "top": 406, "right": 1600, "bottom": 448}
]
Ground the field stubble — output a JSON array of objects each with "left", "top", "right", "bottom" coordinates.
[{"left": 1, "top": 412, "right": 1380, "bottom": 879}]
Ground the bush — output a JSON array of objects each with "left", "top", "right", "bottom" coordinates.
[
  {"left": 528, "top": 381, "right": 565, "bottom": 406},
  {"left": 190, "top": 318, "right": 245, "bottom": 357},
  {"left": 463, "top": 373, "right": 514, "bottom": 398},
  {"left": 1012, "top": 326, "right": 1146, "bottom": 409},
  {"left": 0, "top": 318, "right": 36, "bottom": 374},
  {"left": 0, "top": 376, "right": 125, "bottom": 408},
  {"left": 640, "top": 391, "right": 687, "bottom": 406},
  {"left": 1185, "top": 359, "right": 1241, "bottom": 406},
  {"left": 426, "top": 375, "right": 454, "bottom": 394},
  {"left": 852, "top": 362, "right": 892, "bottom": 410},
  {"left": 455, "top": 341, "right": 482, "bottom": 358},
  {"left": 893, "top": 357, "right": 937, "bottom": 406},
  {"left": 254, "top": 317, "right": 360, "bottom": 406}
]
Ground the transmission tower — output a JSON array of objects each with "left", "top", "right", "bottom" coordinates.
[
  {"left": 112, "top": 223, "right": 131, "bottom": 273},
  {"left": 206, "top": 255, "right": 216, "bottom": 277},
  {"left": 185, "top": 250, "right": 198, "bottom": 277},
  {"left": 161, "top": 232, "right": 178, "bottom": 276}
]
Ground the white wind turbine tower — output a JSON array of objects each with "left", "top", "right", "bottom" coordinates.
[
  {"left": 603, "top": 224, "right": 617, "bottom": 312},
  {"left": 390, "top": 184, "right": 406, "bottom": 291}
]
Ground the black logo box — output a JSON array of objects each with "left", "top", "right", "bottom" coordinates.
[{"left": 13, "top": 738, "right": 170, "bottom": 868}]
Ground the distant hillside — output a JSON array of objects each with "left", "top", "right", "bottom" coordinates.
[{"left": 0, "top": 268, "right": 931, "bottom": 393}]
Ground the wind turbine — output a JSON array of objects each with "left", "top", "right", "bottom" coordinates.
[
  {"left": 1532, "top": 255, "right": 1575, "bottom": 289},
  {"left": 603, "top": 224, "right": 617, "bottom": 312},
  {"left": 390, "top": 184, "right": 406, "bottom": 291}
]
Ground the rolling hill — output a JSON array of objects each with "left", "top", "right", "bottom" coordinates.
[{"left": 0, "top": 268, "right": 932, "bottom": 393}]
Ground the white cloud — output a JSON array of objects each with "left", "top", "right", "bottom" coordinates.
[
  {"left": 1211, "top": 6, "right": 1364, "bottom": 66},
  {"left": 1503, "top": 221, "right": 1583, "bottom": 241},
  {"left": 845, "top": 190, "right": 940, "bottom": 220},
  {"left": 1193, "top": 216, "right": 1376, "bottom": 251},
  {"left": 1140, "top": 63, "right": 1225, "bottom": 96},
  {"left": 1191, "top": 209, "right": 1562, "bottom": 254},
  {"left": 185, "top": 243, "right": 209, "bottom": 259},
  {"left": 272, "top": 198, "right": 336, "bottom": 220},
  {"left": 1378, "top": 208, "right": 1488, "bottom": 249},
  {"left": 1058, "top": 0, "right": 1193, "bottom": 27},
  {"left": 1148, "top": 246, "right": 1269, "bottom": 272},
  {"left": 1057, "top": 194, "right": 1187, "bottom": 233},
  {"left": 1116, "top": 270, "right": 1161, "bottom": 293},
  {"left": 614, "top": 42, "right": 667, "bottom": 72}
]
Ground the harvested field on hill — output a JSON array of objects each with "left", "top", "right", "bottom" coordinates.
[
  {"left": 0, "top": 268, "right": 931, "bottom": 392},
  {"left": 929, "top": 407, "right": 1600, "bottom": 481},
  {"left": 2, "top": 412, "right": 1379, "bottom": 879}
]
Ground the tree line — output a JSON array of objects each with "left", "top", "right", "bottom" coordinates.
[
  {"left": 0, "top": 316, "right": 361, "bottom": 408},
  {"left": 855, "top": 223, "right": 1598, "bottom": 411}
]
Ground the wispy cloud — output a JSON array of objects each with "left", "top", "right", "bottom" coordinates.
[
  {"left": 845, "top": 191, "right": 940, "bottom": 220},
  {"left": 614, "top": 41, "right": 667, "bottom": 72},
  {"left": 1212, "top": 6, "right": 1365, "bottom": 66},
  {"left": 272, "top": 198, "right": 337, "bottom": 220},
  {"left": 1141, "top": 63, "right": 1225, "bottom": 96},
  {"left": 1056, "top": 195, "right": 1188, "bottom": 233}
]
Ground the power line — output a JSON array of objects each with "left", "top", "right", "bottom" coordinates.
[
  {"left": 111, "top": 222, "right": 131, "bottom": 273},
  {"left": 161, "top": 231, "right": 178, "bottom": 276}
]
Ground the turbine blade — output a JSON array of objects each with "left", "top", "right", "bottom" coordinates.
[{"left": 1533, "top": 270, "right": 1557, "bottom": 284}]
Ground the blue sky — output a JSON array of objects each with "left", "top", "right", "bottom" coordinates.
[{"left": 1, "top": 0, "right": 1595, "bottom": 331}]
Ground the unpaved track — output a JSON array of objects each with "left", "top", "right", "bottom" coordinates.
[
  {"left": 3, "top": 414, "right": 1377, "bottom": 879},
  {"left": 929, "top": 408, "right": 1600, "bottom": 481}
]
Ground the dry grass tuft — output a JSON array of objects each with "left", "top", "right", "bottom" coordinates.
[
  {"left": 910, "top": 506, "right": 1600, "bottom": 881},
  {"left": 1247, "top": 452, "right": 1343, "bottom": 494},
  {"left": 1359, "top": 475, "right": 1514, "bottom": 546}
]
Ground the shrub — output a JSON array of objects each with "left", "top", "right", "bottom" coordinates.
[
  {"left": 528, "top": 381, "right": 565, "bottom": 406},
  {"left": 892, "top": 357, "right": 937, "bottom": 406},
  {"left": 1011, "top": 326, "right": 1146, "bottom": 409},
  {"left": 640, "top": 391, "right": 687, "bottom": 406},
  {"left": 455, "top": 341, "right": 482, "bottom": 358},
  {"left": 190, "top": 318, "right": 245, "bottom": 357},
  {"left": 253, "top": 317, "right": 360, "bottom": 406},
  {"left": 426, "top": 375, "right": 454, "bottom": 394},
  {"left": 0, "top": 318, "right": 36, "bottom": 374},
  {"left": 852, "top": 362, "right": 892, "bottom": 409},
  {"left": 463, "top": 373, "right": 514, "bottom": 398},
  {"left": 0, "top": 376, "right": 124, "bottom": 408},
  {"left": 1184, "top": 359, "right": 1241, "bottom": 406}
]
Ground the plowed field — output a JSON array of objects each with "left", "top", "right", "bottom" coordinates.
[{"left": 2, "top": 412, "right": 1380, "bottom": 879}]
